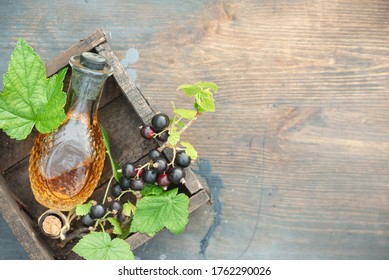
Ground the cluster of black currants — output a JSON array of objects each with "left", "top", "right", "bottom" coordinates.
[
  {"left": 109, "top": 146, "right": 191, "bottom": 198},
  {"left": 80, "top": 112, "right": 193, "bottom": 228},
  {"left": 140, "top": 112, "right": 170, "bottom": 142},
  {"left": 80, "top": 200, "right": 124, "bottom": 227}
]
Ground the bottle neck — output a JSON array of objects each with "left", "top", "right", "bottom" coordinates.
[
  {"left": 66, "top": 67, "right": 109, "bottom": 123},
  {"left": 67, "top": 94, "right": 97, "bottom": 124}
]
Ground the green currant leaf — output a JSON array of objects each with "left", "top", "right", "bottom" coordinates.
[
  {"left": 177, "top": 120, "right": 185, "bottom": 128},
  {"left": 180, "top": 141, "right": 198, "bottom": 160},
  {"left": 174, "top": 108, "right": 197, "bottom": 120},
  {"left": 141, "top": 184, "right": 164, "bottom": 196},
  {"left": 122, "top": 201, "right": 137, "bottom": 217},
  {"left": 101, "top": 125, "right": 121, "bottom": 181},
  {"left": 118, "top": 224, "right": 132, "bottom": 240},
  {"left": 194, "top": 102, "right": 206, "bottom": 113},
  {"left": 167, "top": 128, "right": 180, "bottom": 146},
  {"left": 72, "top": 231, "right": 134, "bottom": 260},
  {"left": 177, "top": 84, "right": 198, "bottom": 97},
  {"left": 130, "top": 188, "right": 189, "bottom": 235},
  {"left": 195, "top": 81, "right": 218, "bottom": 93},
  {"left": 107, "top": 217, "right": 123, "bottom": 235},
  {"left": 195, "top": 91, "right": 215, "bottom": 112},
  {"left": 0, "top": 38, "right": 67, "bottom": 140},
  {"left": 75, "top": 201, "right": 93, "bottom": 216}
]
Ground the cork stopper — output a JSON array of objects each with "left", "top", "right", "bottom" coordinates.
[{"left": 80, "top": 52, "right": 107, "bottom": 70}]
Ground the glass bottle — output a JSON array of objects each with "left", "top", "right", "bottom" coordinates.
[{"left": 29, "top": 52, "right": 113, "bottom": 211}]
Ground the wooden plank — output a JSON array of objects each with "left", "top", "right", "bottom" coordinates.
[
  {"left": 184, "top": 168, "right": 204, "bottom": 195},
  {"left": 45, "top": 29, "right": 107, "bottom": 77},
  {"left": 96, "top": 43, "right": 155, "bottom": 125},
  {"left": 0, "top": 175, "right": 52, "bottom": 259}
]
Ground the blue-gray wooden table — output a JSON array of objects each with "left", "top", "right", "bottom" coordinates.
[{"left": 1, "top": 0, "right": 389, "bottom": 260}]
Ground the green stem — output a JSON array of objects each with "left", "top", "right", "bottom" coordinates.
[
  {"left": 102, "top": 175, "right": 115, "bottom": 205},
  {"left": 99, "top": 222, "right": 105, "bottom": 232},
  {"left": 158, "top": 112, "right": 201, "bottom": 153},
  {"left": 92, "top": 211, "right": 112, "bottom": 230},
  {"left": 116, "top": 189, "right": 137, "bottom": 201},
  {"left": 168, "top": 147, "right": 177, "bottom": 167},
  {"left": 178, "top": 112, "right": 200, "bottom": 136}
]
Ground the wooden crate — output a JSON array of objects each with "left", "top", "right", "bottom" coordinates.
[{"left": 0, "top": 29, "right": 211, "bottom": 260}]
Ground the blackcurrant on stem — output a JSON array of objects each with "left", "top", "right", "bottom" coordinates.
[
  {"left": 154, "top": 128, "right": 168, "bottom": 137},
  {"left": 92, "top": 211, "right": 112, "bottom": 231},
  {"left": 135, "top": 162, "right": 152, "bottom": 178}
]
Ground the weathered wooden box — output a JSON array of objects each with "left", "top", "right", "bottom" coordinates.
[{"left": 0, "top": 29, "right": 210, "bottom": 259}]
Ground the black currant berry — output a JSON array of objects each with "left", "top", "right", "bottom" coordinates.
[
  {"left": 156, "top": 131, "right": 169, "bottom": 142},
  {"left": 111, "top": 183, "right": 122, "bottom": 198},
  {"left": 151, "top": 113, "right": 170, "bottom": 131},
  {"left": 153, "top": 157, "right": 168, "bottom": 174},
  {"left": 157, "top": 173, "right": 171, "bottom": 187},
  {"left": 119, "top": 176, "right": 131, "bottom": 191},
  {"left": 134, "top": 166, "right": 145, "bottom": 178},
  {"left": 81, "top": 214, "right": 95, "bottom": 227},
  {"left": 122, "top": 162, "right": 135, "bottom": 179},
  {"left": 130, "top": 178, "right": 145, "bottom": 191},
  {"left": 148, "top": 148, "right": 162, "bottom": 160},
  {"left": 175, "top": 151, "right": 191, "bottom": 168},
  {"left": 143, "top": 168, "right": 158, "bottom": 184},
  {"left": 90, "top": 204, "right": 105, "bottom": 219},
  {"left": 168, "top": 167, "right": 186, "bottom": 184},
  {"left": 140, "top": 125, "right": 155, "bottom": 139},
  {"left": 109, "top": 201, "right": 123, "bottom": 214},
  {"left": 117, "top": 212, "right": 126, "bottom": 223}
]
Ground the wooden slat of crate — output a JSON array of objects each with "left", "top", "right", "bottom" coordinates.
[
  {"left": 0, "top": 174, "right": 53, "bottom": 259},
  {"left": 0, "top": 29, "right": 211, "bottom": 259}
]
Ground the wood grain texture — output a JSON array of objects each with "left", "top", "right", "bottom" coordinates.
[
  {"left": 46, "top": 29, "right": 107, "bottom": 76},
  {"left": 127, "top": 0, "right": 389, "bottom": 259},
  {"left": 0, "top": 0, "right": 389, "bottom": 260}
]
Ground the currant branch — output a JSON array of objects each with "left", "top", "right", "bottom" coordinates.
[{"left": 69, "top": 81, "right": 218, "bottom": 260}]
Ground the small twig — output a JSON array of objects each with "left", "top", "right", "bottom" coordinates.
[
  {"left": 169, "top": 147, "right": 177, "bottom": 167},
  {"left": 179, "top": 112, "right": 201, "bottom": 136},
  {"left": 158, "top": 112, "right": 202, "bottom": 153},
  {"left": 57, "top": 227, "right": 90, "bottom": 248}
]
